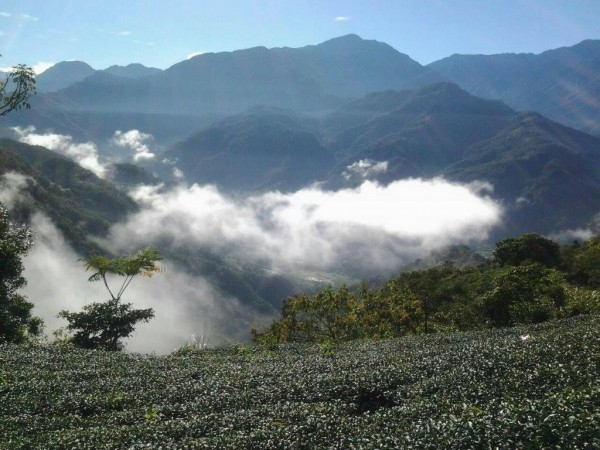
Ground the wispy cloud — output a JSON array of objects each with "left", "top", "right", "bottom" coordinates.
[
  {"left": 32, "top": 61, "right": 54, "bottom": 75},
  {"left": 0, "top": 172, "right": 32, "bottom": 209},
  {"left": 113, "top": 129, "right": 155, "bottom": 161},
  {"left": 334, "top": 16, "right": 351, "bottom": 22},
  {"left": 115, "top": 30, "right": 132, "bottom": 36},
  {"left": 343, "top": 159, "right": 388, "bottom": 180},
  {"left": 186, "top": 51, "right": 205, "bottom": 60},
  {"left": 13, "top": 126, "right": 107, "bottom": 178},
  {"left": 20, "top": 13, "right": 39, "bottom": 21},
  {"left": 0, "top": 12, "right": 11, "bottom": 18},
  {"left": 22, "top": 212, "right": 253, "bottom": 353}
]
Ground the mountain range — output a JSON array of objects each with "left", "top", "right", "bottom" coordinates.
[
  {"left": 3, "top": 34, "right": 599, "bottom": 144},
  {"left": 0, "top": 34, "right": 599, "bottom": 320},
  {"left": 429, "top": 39, "right": 600, "bottom": 136},
  {"left": 1, "top": 34, "right": 598, "bottom": 234},
  {"left": 155, "top": 82, "right": 600, "bottom": 236}
]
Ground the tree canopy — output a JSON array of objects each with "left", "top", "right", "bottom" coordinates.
[
  {"left": 59, "top": 249, "right": 162, "bottom": 351},
  {"left": 0, "top": 58, "right": 36, "bottom": 117},
  {"left": 0, "top": 205, "right": 42, "bottom": 343}
]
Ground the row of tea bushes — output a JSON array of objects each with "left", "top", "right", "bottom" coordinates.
[{"left": 1, "top": 315, "right": 598, "bottom": 448}]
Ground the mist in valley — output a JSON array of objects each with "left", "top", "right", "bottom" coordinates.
[{"left": 1, "top": 124, "right": 504, "bottom": 352}]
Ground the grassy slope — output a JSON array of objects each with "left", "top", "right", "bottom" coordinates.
[{"left": 1, "top": 315, "right": 599, "bottom": 449}]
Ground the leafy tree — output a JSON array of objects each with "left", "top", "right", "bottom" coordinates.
[
  {"left": 493, "top": 233, "right": 561, "bottom": 268},
  {"left": 253, "top": 284, "right": 360, "bottom": 344},
  {"left": 59, "top": 249, "right": 162, "bottom": 351},
  {"left": 0, "top": 205, "right": 42, "bottom": 343},
  {"left": 562, "top": 236, "right": 600, "bottom": 288},
  {"left": 1, "top": 57, "right": 36, "bottom": 117},
  {"left": 479, "top": 263, "right": 566, "bottom": 326},
  {"left": 0, "top": 58, "right": 39, "bottom": 343}
]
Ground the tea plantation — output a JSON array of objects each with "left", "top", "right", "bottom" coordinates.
[{"left": 1, "top": 315, "right": 599, "bottom": 449}]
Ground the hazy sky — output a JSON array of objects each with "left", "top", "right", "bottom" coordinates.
[{"left": 1, "top": 1, "right": 600, "bottom": 73}]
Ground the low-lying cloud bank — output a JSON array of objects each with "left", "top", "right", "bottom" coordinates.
[
  {"left": 22, "top": 213, "right": 251, "bottom": 353},
  {"left": 12, "top": 126, "right": 158, "bottom": 176},
  {"left": 105, "top": 178, "right": 502, "bottom": 274},
  {"left": 8, "top": 173, "right": 502, "bottom": 353},
  {"left": 13, "top": 126, "right": 107, "bottom": 178}
]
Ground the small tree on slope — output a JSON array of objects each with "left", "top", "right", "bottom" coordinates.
[{"left": 59, "top": 249, "right": 162, "bottom": 351}]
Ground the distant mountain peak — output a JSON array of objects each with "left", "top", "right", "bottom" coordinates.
[
  {"left": 321, "top": 34, "right": 364, "bottom": 44},
  {"left": 104, "top": 63, "right": 162, "bottom": 79},
  {"left": 35, "top": 61, "right": 96, "bottom": 93}
]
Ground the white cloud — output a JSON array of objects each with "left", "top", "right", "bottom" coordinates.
[
  {"left": 334, "top": 16, "right": 351, "bottom": 21},
  {"left": 115, "top": 30, "right": 132, "bottom": 36},
  {"left": 22, "top": 212, "right": 256, "bottom": 354},
  {"left": 11, "top": 172, "right": 502, "bottom": 353},
  {"left": 186, "top": 51, "right": 205, "bottom": 60},
  {"left": 547, "top": 228, "right": 595, "bottom": 244},
  {"left": 343, "top": 159, "right": 388, "bottom": 180},
  {"left": 32, "top": 61, "right": 54, "bottom": 75},
  {"left": 0, "top": 172, "right": 32, "bottom": 209},
  {"left": 172, "top": 167, "right": 184, "bottom": 179},
  {"left": 113, "top": 129, "right": 156, "bottom": 161},
  {"left": 19, "top": 13, "right": 39, "bottom": 21},
  {"left": 12, "top": 126, "right": 107, "bottom": 178},
  {"left": 0, "top": 12, "right": 11, "bottom": 18},
  {"left": 104, "top": 178, "right": 501, "bottom": 274}
]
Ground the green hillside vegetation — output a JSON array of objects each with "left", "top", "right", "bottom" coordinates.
[
  {"left": 0, "top": 315, "right": 598, "bottom": 448},
  {"left": 0, "top": 138, "right": 138, "bottom": 255},
  {"left": 162, "top": 107, "right": 333, "bottom": 192},
  {"left": 253, "top": 234, "right": 600, "bottom": 344}
]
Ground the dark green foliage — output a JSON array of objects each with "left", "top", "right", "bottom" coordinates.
[
  {"left": 0, "top": 316, "right": 598, "bottom": 448},
  {"left": 58, "top": 299, "right": 154, "bottom": 351},
  {"left": 479, "top": 264, "right": 566, "bottom": 326},
  {"left": 0, "top": 205, "right": 42, "bottom": 343},
  {"left": 0, "top": 60, "right": 36, "bottom": 116},
  {"left": 493, "top": 233, "right": 561, "bottom": 267},
  {"left": 561, "top": 236, "right": 600, "bottom": 288},
  {"left": 0, "top": 138, "right": 138, "bottom": 255},
  {"left": 59, "top": 249, "right": 161, "bottom": 351},
  {"left": 256, "top": 234, "right": 599, "bottom": 344}
]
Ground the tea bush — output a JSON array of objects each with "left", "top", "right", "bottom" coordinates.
[{"left": 1, "top": 315, "right": 598, "bottom": 448}]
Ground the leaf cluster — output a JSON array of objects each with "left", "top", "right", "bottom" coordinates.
[
  {"left": 0, "top": 58, "right": 36, "bottom": 117},
  {"left": 82, "top": 248, "right": 162, "bottom": 301}
]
